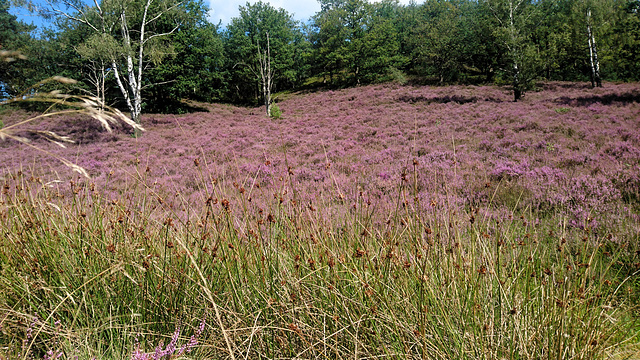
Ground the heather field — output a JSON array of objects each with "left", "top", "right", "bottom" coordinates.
[{"left": 1, "top": 82, "right": 639, "bottom": 359}]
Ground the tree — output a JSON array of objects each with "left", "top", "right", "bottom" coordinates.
[
  {"left": 0, "top": 0, "right": 34, "bottom": 98},
  {"left": 585, "top": 4, "right": 602, "bottom": 87},
  {"left": 224, "top": 1, "right": 300, "bottom": 105},
  {"left": 572, "top": 0, "right": 619, "bottom": 85},
  {"left": 309, "top": 0, "right": 350, "bottom": 84},
  {"left": 257, "top": 31, "right": 273, "bottom": 115},
  {"left": 76, "top": 32, "right": 114, "bottom": 109},
  {"left": 355, "top": 0, "right": 404, "bottom": 84},
  {"left": 310, "top": 0, "right": 402, "bottom": 86},
  {"left": 611, "top": 0, "right": 640, "bottom": 80},
  {"left": 456, "top": 0, "right": 500, "bottom": 82},
  {"left": 409, "top": 0, "right": 465, "bottom": 83},
  {"left": 0, "top": 0, "right": 23, "bottom": 48},
  {"left": 394, "top": 1, "right": 420, "bottom": 74},
  {"left": 40, "top": 0, "right": 187, "bottom": 124},
  {"left": 531, "top": 0, "right": 586, "bottom": 81},
  {"left": 144, "top": 0, "right": 226, "bottom": 112},
  {"left": 482, "top": 0, "right": 540, "bottom": 101}
]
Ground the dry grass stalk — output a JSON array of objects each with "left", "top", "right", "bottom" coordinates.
[{"left": 1, "top": 51, "right": 144, "bottom": 178}]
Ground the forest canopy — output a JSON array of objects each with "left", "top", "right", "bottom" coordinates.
[{"left": 3, "top": 0, "right": 640, "bottom": 115}]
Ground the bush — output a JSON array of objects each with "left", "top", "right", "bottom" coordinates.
[{"left": 269, "top": 102, "right": 282, "bottom": 119}]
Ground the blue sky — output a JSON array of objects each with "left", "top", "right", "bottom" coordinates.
[
  {"left": 209, "top": 0, "right": 321, "bottom": 26},
  {"left": 11, "top": 0, "right": 415, "bottom": 32}
]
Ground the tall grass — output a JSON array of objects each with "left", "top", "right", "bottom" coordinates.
[{"left": 0, "top": 155, "right": 637, "bottom": 359}]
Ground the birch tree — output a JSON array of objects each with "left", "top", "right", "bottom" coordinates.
[
  {"left": 76, "top": 33, "right": 116, "bottom": 110},
  {"left": 585, "top": 6, "right": 601, "bottom": 87},
  {"left": 257, "top": 31, "right": 273, "bottom": 116},
  {"left": 573, "top": 0, "right": 617, "bottom": 87},
  {"left": 40, "top": 0, "right": 184, "bottom": 124},
  {"left": 224, "top": 1, "right": 298, "bottom": 105},
  {"left": 483, "top": 0, "right": 539, "bottom": 101}
]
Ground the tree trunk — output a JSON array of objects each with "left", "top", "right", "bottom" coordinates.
[
  {"left": 85, "top": 60, "right": 108, "bottom": 111},
  {"left": 586, "top": 8, "right": 602, "bottom": 88},
  {"left": 509, "top": 0, "right": 523, "bottom": 101},
  {"left": 258, "top": 32, "right": 273, "bottom": 116},
  {"left": 513, "top": 61, "right": 522, "bottom": 101},
  {"left": 99, "top": 64, "right": 106, "bottom": 110},
  {"left": 111, "top": 0, "right": 151, "bottom": 127}
]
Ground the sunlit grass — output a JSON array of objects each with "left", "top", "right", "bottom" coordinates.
[{"left": 0, "top": 160, "right": 637, "bottom": 359}]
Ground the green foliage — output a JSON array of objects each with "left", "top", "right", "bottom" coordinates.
[
  {"left": 388, "top": 66, "right": 408, "bottom": 85},
  {"left": 603, "top": 0, "right": 640, "bottom": 81},
  {"left": 76, "top": 33, "right": 121, "bottom": 62},
  {"left": 269, "top": 102, "right": 281, "bottom": 119},
  {"left": 145, "top": 1, "right": 226, "bottom": 113},
  {"left": 0, "top": 0, "right": 36, "bottom": 98},
  {"left": 481, "top": 0, "right": 542, "bottom": 100},
  {"left": 409, "top": 0, "right": 466, "bottom": 83},
  {"left": 8, "top": 0, "right": 640, "bottom": 111},
  {"left": 532, "top": 0, "right": 587, "bottom": 81},
  {"left": 310, "top": 0, "right": 405, "bottom": 86},
  {"left": 223, "top": 1, "right": 302, "bottom": 104}
]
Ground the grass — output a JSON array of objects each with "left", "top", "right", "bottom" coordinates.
[
  {"left": 0, "top": 159, "right": 638, "bottom": 359},
  {"left": 0, "top": 81, "right": 639, "bottom": 359}
]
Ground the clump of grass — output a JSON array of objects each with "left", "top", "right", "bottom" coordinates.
[{"left": 0, "top": 157, "right": 637, "bottom": 359}]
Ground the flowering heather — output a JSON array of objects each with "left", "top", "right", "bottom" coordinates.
[
  {"left": 1, "top": 82, "right": 638, "bottom": 230},
  {"left": 131, "top": 318, "right": 205, "bottom": 360}
]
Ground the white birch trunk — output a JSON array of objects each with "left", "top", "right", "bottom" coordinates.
[
  {"left": 110, "top": 0, "right": 155, "bottom": 125},
  {"left": 258, "top": 32, "right": 273, "bottom": 116},
  {"left": 586, "top": 8, "right": 602, "bottom": 88}
]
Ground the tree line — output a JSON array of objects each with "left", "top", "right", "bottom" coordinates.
[{"left": 2, "top": 0, "right": 640, "bottom": 120}]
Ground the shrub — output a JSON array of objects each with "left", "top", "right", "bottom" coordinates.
[{"left": 269, "top": 102, "right": 282, "bottom": 119}]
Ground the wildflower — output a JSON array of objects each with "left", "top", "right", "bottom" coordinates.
[
  {"left": 131, "top": 317, "right": 205, "bottom": 360},
  {"left": 44, "top": 350, "right": 63, "bottom": 360}
]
